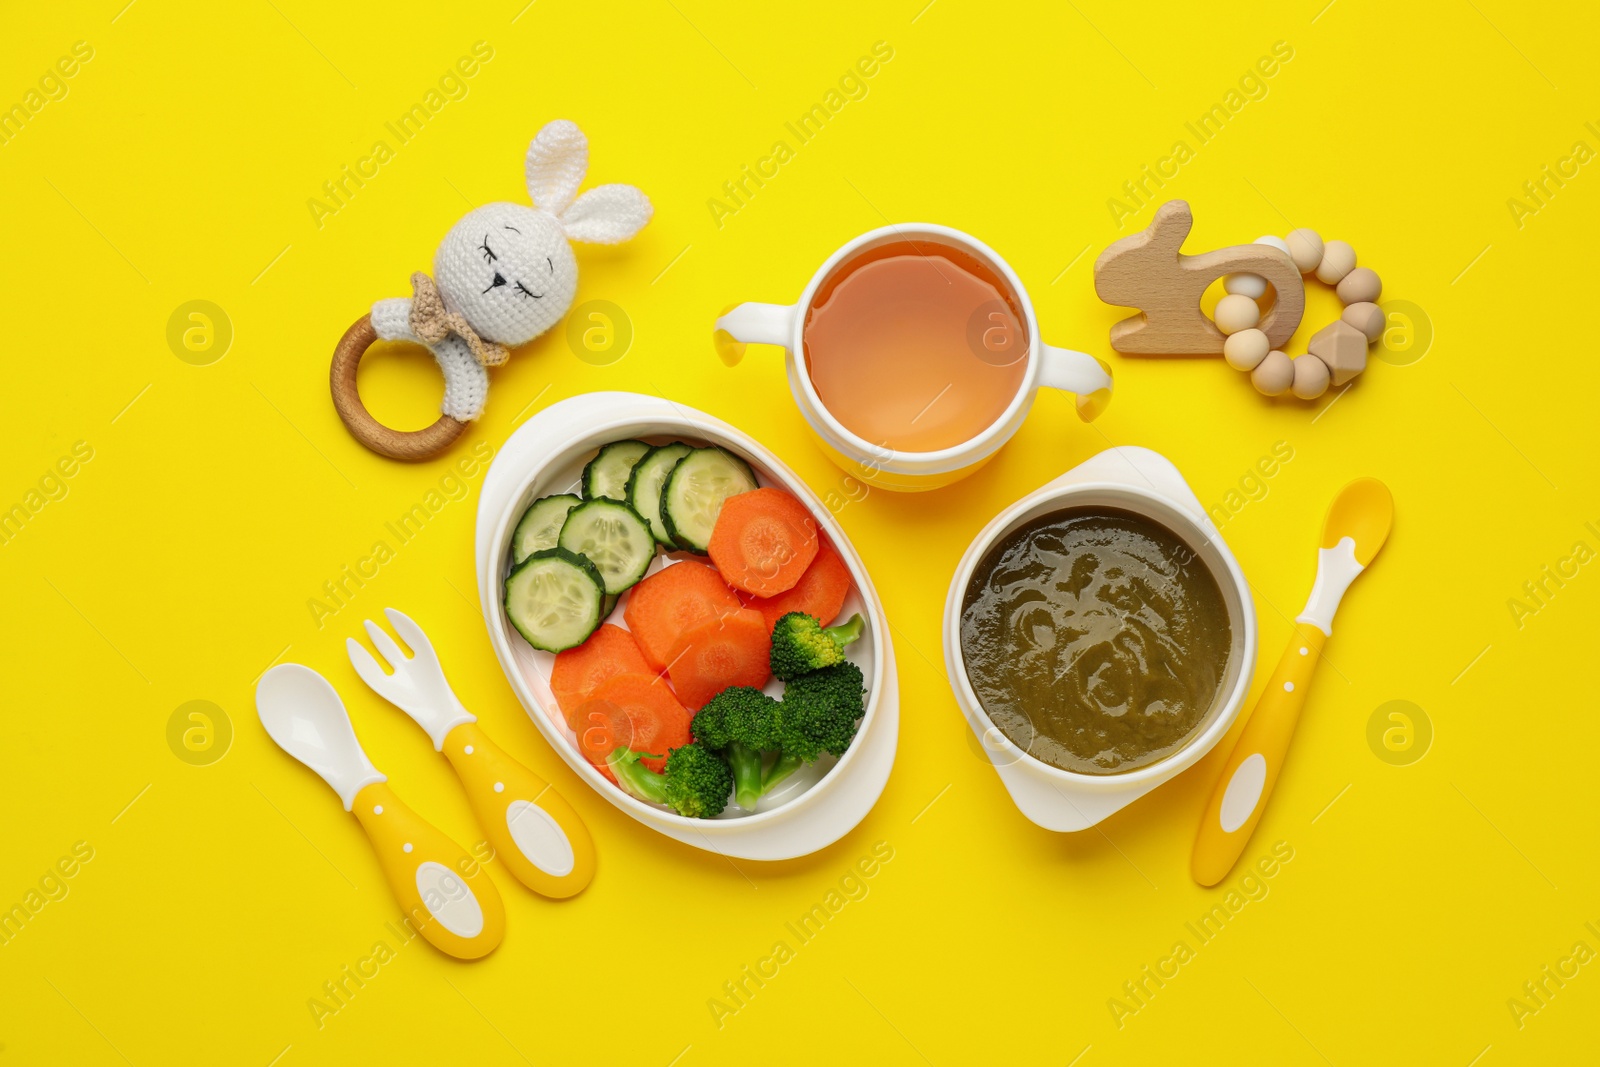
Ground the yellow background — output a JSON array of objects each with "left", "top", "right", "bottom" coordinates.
[{"left": 3, "top": 0, "right": 1596, "bottom": 1063}]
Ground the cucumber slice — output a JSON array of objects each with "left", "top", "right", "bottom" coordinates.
[
  {"left": 557, "top": 499, "right": 656, "bottom": 595},
  {"left": 626, "top": 442, "right": 693, "bottom": 546},
  {"left": 600, "top": 593, "right": 620, "bottom": 620},
  {"left": 660, "top": 446, "right": 759, "bottom": 554},
  {"left": 582, "top": 440, "right": 651, "bottom": 501},
  {"left": 511, "top": 493, "right": 581, "bottom": 564},
  {"left": 503, "top": 548, "right": 605, "bottom": 652}
]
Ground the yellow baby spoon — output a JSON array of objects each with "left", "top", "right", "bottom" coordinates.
[
  {"left": 1191, "top": 478, "right": 1394, "bottom": 886},
  {"left": 255, "top": 664, "right": 506, "bottom": 959}
]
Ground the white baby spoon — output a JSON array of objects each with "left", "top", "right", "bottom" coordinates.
[{"left": 255, "top": 664, "right": 505, "bottom": 959}]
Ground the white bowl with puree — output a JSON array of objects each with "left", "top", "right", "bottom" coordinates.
[{"left": 942, "top": 446, "right": 1258, "bottom": 831}]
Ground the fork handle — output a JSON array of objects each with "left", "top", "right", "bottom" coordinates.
[{"left": 442, "top": 723, "right": 596, "bottom": 898}]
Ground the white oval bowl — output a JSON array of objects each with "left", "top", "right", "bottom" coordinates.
[{"left": 475, "top": 392, "right": 899, "bottom": 861}]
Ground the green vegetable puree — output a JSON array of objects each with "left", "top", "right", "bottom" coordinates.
[{"left": 959, "top": 507, "right": 1231, "bottom": 775}]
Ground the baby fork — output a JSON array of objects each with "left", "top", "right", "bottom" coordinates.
[{"left": 347, "top": 608, "right": 596, "bottom": 898}]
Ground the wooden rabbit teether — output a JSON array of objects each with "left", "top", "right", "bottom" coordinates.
[
  {"left": 1094, "top": 201, "right": 1386, "bottom": 401},
  {"left": 1093, "top": 200, "right": 1304, "bottom": 354},
  {"left": 329, "top": 120, "right": 652, "bottom": 461}
]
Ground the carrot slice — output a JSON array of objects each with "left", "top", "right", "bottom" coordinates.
[
  {"left": 708, "top": 488, "right": 820, "bottom": 597},
  {"left": 743, "top": 538, "right": 852, "bottom": 629},
  {"left": 574, "top": 672, "right": 690, "bottom": 774},
  {"left": 551, "top": 624, "right": 654, "bottom": 730},
  {"left": 665, "top": 608, "right": 772, "bottom": 710},
  {"left": 623, "top": 561, "right": 741, "bottom": 672},
  {"left": 585, "top": 754, "right": 618, "bottom": 785}
]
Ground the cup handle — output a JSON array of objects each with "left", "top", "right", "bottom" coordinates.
[
  {"left": 1038, "top": 344, "right": 1114, "bottom": 422},
  {"left": 714, "top": 302, "right": 797, "bottom": 366}
]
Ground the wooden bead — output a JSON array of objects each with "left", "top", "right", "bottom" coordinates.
[
  {"left": 1308, "top": 319, "right": 1368, "bottom": 385},
  {"left": 1315, "top": 240, "right": 1356, "bottom": 285},
  {"left": 1342, "top": 301, "right": 1384, "bottom": 342},
  {"left": 1225, "top": 236, "right": 1295, "bottom": 299},
  {"left": 1336, "top": 267, "right": 1381, "bottom": 305},
  {"left": 1286, "top": 229, "right": 1323, "bottom": 273},
  {"left": 1214, "top": 293, "right": 1261, "bottom": 335},
  {"left": 1291, "top": 354, "right": 1330, "bottom": 399},
  {"left": 1224, "top": 272, "right": 1267, "bottom": 299},
  {"left": 1223, "top": 328, "right": 1270, "bottom": 371},
  {"left": 1251, "top": 350, "right": 1294, "bottom": 396}
]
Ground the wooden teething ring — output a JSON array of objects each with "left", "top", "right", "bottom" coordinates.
[
  {"left": 1216, "top": 231, "right": 1384, "bottom": 400},
  {"left": 329, "top": 313, "right": 466, "bottom": 462}
]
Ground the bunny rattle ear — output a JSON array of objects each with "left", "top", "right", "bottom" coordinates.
[
  {"left": 525, "top": 119, "right": 588, "bottom": 214},
  {"left": 525, "top": 119, "right": 652, "bottom": 245},
  {"left": 560, "top": 185, "right": 652, "bottom": 244}
]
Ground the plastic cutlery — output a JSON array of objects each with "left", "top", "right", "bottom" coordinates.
[
  {"left": 255, "top": 664, "right": 505, "bottom": 959},
  {"left": 346, "top": 608, "right": 596, "bottom": 899},
  {"left": 1191, "top": 478, "right": 1394, "bottom": 886}
]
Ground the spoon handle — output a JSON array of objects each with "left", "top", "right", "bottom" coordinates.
[
  {"left": 441, "top": 722, "right": 596, "bottom": 899},
  {"left": 1191, "top": 623, "right": 1327, "bottom": 886},
  {"left": 350, "top": 781, "right": 506, "bottom": 959}
]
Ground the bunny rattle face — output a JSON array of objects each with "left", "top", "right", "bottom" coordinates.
[{"left": 434, "top": 203, "right": 578, "bottom": 347}]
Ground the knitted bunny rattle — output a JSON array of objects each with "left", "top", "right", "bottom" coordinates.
[{"left": 330, "top": 120, "right": 651, "bottom": 460}]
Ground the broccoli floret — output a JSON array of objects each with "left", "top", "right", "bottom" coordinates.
[
  {"left": 689, "top": 696, "right": 733, "bottom": 749},
  {"left": 780, "top": 689, "right": 860, "bottom": 759},
  {"left": 722, "top": 689, "right": 781, "bottom": 751},
  {"left": 783, "top": 661, "right": 867, "bottom": 726},
  {"left": 764, "top": 663, "right": 867, "bottom": 793},
  {"left": 689, "top": 667, "right": 867, "bottom": 811},
  {"left": 661, "top": 744, "right": 735, "bottom": 819},
  {"left": 769, "top": 612, "right": 864, "bottom": 681},
  {"left": 692, "top": 687, "right": 781, "bottom": 810},
  {"left": 608, "top": 743, "right": 733, "bottom": 819}
]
